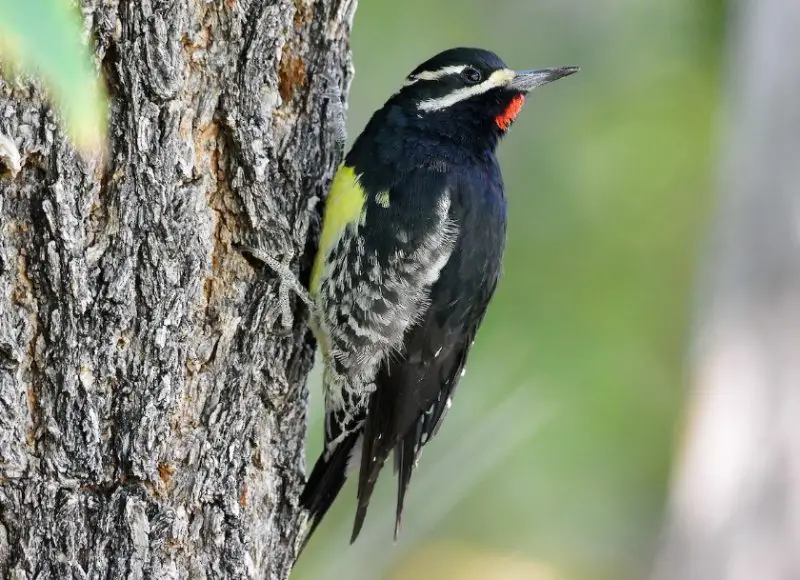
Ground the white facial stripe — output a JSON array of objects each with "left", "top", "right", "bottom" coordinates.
[
  {"left": 416, "top": 68, "right": 515, "bottom": 112},
  {"left": 404, "top": 64, "right": 468, "bottom": 86}
]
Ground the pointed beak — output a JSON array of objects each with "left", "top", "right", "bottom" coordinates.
[{"left": 507, "top": 66, "right": 580, "bottom": 92}]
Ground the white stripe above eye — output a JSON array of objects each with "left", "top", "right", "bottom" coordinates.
[
  {"left": 403, "top": 64, "right": 468, "bottom": 87},
  {"left": 417, "top": 68, "right": 515, "bottom": 112}
]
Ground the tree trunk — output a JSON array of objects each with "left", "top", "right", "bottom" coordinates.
[
  {"left": 0, "top": 0, "right": 354, "bottom": 578},
  {"left": 652, "top": 0, "right": 800, "bottom": 578}
]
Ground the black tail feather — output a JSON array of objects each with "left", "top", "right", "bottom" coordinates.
[
  {"left": 393, "top": 433, "right": 417, "bottom": 539},
  {"left": 298, "top": 431, "right": 360, "bottom": 554},
  {"left": 351, "top": 386, "right": 396, "bottom": 543},
  {"left": 350, "top": 438, "right": 385, "bottom": 542}
]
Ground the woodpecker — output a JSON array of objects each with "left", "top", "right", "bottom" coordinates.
[{"left": 292, "top": 47, "right": 578, "bottom": 549}]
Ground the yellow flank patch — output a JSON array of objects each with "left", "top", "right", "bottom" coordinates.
[
  {"left": 375, "top": 191, "right": 390, "bottom": 208},
  {"left": 310, "top": 164, "right": 366, "bottom": 296}
]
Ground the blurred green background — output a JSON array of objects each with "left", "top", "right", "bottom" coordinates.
[{"left": 294, "top": 1, "right": 723, "bottom": 579}]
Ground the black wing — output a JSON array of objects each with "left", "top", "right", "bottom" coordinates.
[
  {"left": 391, "top": 318, "right": 480, "bottom": 538},
  {"left": 350, "top": 175, "right": 505, "bottom": 541}
]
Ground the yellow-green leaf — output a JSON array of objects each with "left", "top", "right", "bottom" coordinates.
[{"left": 0, "top": 0, "right": 108, "bottom": 152}]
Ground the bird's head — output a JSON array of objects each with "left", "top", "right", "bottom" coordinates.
[{"left": 393, "top": 47, "right": 578, "bottom": 149}]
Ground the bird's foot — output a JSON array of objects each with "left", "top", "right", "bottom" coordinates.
[{"left": 236, "top": 244, "right": 313, "bottom": 330}]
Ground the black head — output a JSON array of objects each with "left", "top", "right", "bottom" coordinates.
[{"left": 390, "top": 47, "right": 578, "bottom": 151}]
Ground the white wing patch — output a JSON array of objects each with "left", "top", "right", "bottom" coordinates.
[{"left": 370, "top": 190, "right": 457, "bottom": 347}]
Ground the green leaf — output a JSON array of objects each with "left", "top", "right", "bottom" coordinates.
[{"left": 0, "top": 0, "right": 108, "bottom": 152}]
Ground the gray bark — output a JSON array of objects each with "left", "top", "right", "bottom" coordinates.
[
  {"left": 0, "top": 0, "right": 355, "bottom": 578},
  {"left": 652, "top": 0, "right": 800, "bottom": 578}
]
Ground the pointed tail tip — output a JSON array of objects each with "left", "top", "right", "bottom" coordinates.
[
  {"left": 350, "top": 485, "right": 376, "bottom": 544},
  {"left": 350, "top": 515, "right": 402, "bottom": 545},
  {"left": 393, "top": 517, "right": 402, "bottom": 542},
  {"left": 350, "top": 524, "right": 363, "bottom": 545},
  {"left": 350, "top": 510, "right": 367, "bottom": 544}
]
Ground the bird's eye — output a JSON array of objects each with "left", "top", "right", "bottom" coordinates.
[{"left": 462, "top": 67, "right": 482, "bottom": 84}]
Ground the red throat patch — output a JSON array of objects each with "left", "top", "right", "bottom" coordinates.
[{"left": 495, "top": 94, "right": 525, "bottom": 131}]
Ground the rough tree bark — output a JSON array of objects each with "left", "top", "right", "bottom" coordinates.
[
  {"left": 0, "top": 0, "right": 355, "bottom": 578},
  {"left": 652, "top": 0, "right": 800, "bottom": 578}
]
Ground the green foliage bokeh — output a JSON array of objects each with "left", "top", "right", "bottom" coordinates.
[{"left": 0, "top": 0, "right": 106, "bottom": 150}]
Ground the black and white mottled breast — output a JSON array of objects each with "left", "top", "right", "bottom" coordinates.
[{"left": 314, "top": 167, "right": 460, "bottom": 402}]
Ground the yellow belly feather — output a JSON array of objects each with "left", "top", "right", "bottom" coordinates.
[{"left": 310, "top": 165, "right": 367, "bottom": 352}]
